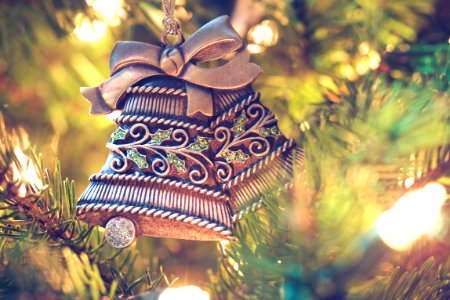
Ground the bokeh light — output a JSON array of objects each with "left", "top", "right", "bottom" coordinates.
[
  {"left": 247, "top": 20, "right": 279, "bottom": 54},
  {"left": 159, "top": 285, "right": 210, "bottom": 300},
  {"left": 73, "top": 15, "right": 107, "bottom": 43},
  {"left": 376, "top": 182, "right": 447, "bottom": 251},
  {"left": 87, "top": 0, "right": 127, "bottom": 26},
  {"left": 12, "top": 147, "right": 43, "bottom": 197}
]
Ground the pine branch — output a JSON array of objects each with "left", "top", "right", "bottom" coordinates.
[
  {"left": 350, "top": 257, "right": 450, "bottom": 299},
  {"left": 0, "top": 115, "right": 166, "bottom": 298},
  {"left": 211, "top": 72, "right": 449, "bottom": 299}
]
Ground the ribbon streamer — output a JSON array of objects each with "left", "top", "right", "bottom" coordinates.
[{"left": 81, "top": 15, "right": 262, "bottom": 116}]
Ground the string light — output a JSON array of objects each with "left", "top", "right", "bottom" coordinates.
[
  {"left": 367, "top": 51, "right": 381, "bottom": 70},
  {"left": 341, "top": 64, "right": 358, "bottom": 81},
  {"left": 159, "top": 286, "right": 210, "bottom": 300},
  {"left": 404, "top": 177, "right": 415, "bottom": 188},
  {"left": 73, "top": 15, "right": 107, "bottom": 43},
  {"left": 86, "top": 0, "right": 127, "bottom": 26},
  {"left": 12, "top": 147, "right": 43, "bottom": 197},
  {"left": 74, "top": 0, "right": 126, "bottom": 42},
  {"left": 386, "top": 44, "right": 395, "bottom": 52},
  {"left": 358, "top": 42, "right": 370, "bottom": 55},
  {"left": 376, "top": 182, "right": 447, "bottom": 251},
  {"left": 247, "top": 20, "right": 279, "bottom": 54}
]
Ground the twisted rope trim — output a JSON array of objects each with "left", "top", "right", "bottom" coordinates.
[
  {"left": 114, "top": 115, "right": 209, "bottom": 133},
  {"left": 115, "top": 92, "right": 260, "bottom": 132},
  {"left": 126, "top": 85, "right": 187, "bottom": 97},
  {"left": 89, "top": 173, "right": 230, "bottom": 200},
  {"left": 76, "top": 203, "right": 233, "bottom": 237},
  {"left": 232, "top": 199, "right": 263, "bottom": 222},
  {"left": 232, "top": 181, "right": 293, "bottom": 222},
  {"left": 222, "top": 139, "right": 295, "bottom": 189},
  {"left": 210, "top": 92, "right": 260, "bottom": 128}
]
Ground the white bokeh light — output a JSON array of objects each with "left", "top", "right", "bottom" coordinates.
[
  {"left": 73, "top": 15, "right": 107, "bottom": 43},
  {"left": 376, "top": 182, "right": 447, "bottom": 251},
  {"left": 159, "top": 285, "right": 210, "bottom": 300},
  {"left": 87, "top": 0, "right": 126, "bottom": 26}
]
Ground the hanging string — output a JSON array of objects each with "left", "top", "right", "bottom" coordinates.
[{"left": 161, "top": 0, "right": 183, "bottom": 45}]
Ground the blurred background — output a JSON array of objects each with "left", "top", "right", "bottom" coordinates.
[{"left": 1, "top": 0, "right": 449, "bottom": 292}]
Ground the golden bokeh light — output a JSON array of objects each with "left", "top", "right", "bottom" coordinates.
[
  {"left": 376, "top": 182, "right": 447, "bottom": 251},
  {"left": 87, "top": 0, "right": 127, "bottom": 26},
  {"left": 247, "top": 20, "right": 279, "bottom": 54},
  {"left": 73, "top": 15, "right": 107, "bottom": 43}
]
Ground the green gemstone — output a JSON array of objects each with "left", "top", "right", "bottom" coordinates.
[
  {"left": 188, "top": 137, "right": 212, "bottom": 152},
  {"left": 149, "top": 128, "right": 173, "bottom": 145},
  {"left": 233, "top": 113, "right": 248, "bottom": 135},
  {"left": 221, "top": 149, "right": 249, "bottom": 163},
  {"left": 126, "top": 148, "right": 148, "bottom": 169},
  {"left": 168, "top": 153, "right": 187, "bottom": 172},
  {"left": 259, "top": 126, "right": 282, "bottom": 137},
  {"left": 110, "top": 127, "right": 127, "bottom": 142}
]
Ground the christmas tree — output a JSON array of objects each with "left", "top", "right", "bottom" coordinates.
[{"left": 1, "top": 0, "right": 449, "bottom": 299}]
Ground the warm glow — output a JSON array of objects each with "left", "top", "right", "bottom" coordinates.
[
  {"left": 358, "top": 42, "right": 370, "bottom": 55},
  {"left": 13, "top": 147, "right": 43, "bottom": 197},
  {"left": 73, "top": 15, "right": 107, "bottom": 42},
  {"left": 247, "top": 44, "right": 265, "bottom": 54},
  {"left": 219, "top": 240, "right": 230, "bottom": 248},
  {"left": 247, "top": 19, "right": 279, "bottom": 53},
  {"left": 355, "top": 57, "right": 370, "bottom": 75},
  {"left": 159, "top": 286, "right": 209, "bottom": 300},
  {"left": 341, "top": 64, "right": 357, "bottom": 81},
  {"left": 368, "top": 51, "right": 381, "bottom": 70},
  {"left": 404, "top": 177, "right": 415, "bottom": 188},
  {"left": 87, "top": 0, "right": 126, "bottom": 26},
  {"left": 376, "top": 182, "right": 447, "bottom": 251}
]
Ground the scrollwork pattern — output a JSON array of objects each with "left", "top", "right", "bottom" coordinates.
[
  {"left": 105, "top": 102, "right": 281, "bottom": 186},
  {"left": 213, "top": 103, "right": 278, "bottom": 183},
  {"left": 107, "top": 123, "right": 213, "bottom": 185}
]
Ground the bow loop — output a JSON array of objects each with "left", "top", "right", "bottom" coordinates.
[{"left": 181, "top": 15, "right": 242, "bottom": 63}]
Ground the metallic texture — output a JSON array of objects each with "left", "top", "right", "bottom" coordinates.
[
  {"left": 105, "top": 217, "right": 136, "bottom": 248},
  {"left": 80, "top": 16, "right": 262, "bottom": 117},
  {"left": 77, "top": 16, "right": 303, "bottom": 242}
]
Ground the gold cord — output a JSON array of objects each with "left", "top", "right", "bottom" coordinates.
[{"left": 161, "top": 0, "right": 183, "bottom": 45}]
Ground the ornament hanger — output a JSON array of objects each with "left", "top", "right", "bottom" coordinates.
[{"left": 161, "top": 0, "right": 184, "bottom": 45}]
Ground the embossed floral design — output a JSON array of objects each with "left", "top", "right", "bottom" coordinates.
[
  {"left": 188, "top": 137, "right": 211, "bottom": 152},
  {"left": 126, "top": 148, "right": 148, "bottom": 169},
  {"left": 232, "top": 113, "right": 247, "bottom": 136},
  {"left": 109, "top": 127, "right": 128, "bottom": 143},
  {"left": 214, "top": 103, "right": 278, "bottom": 183},
  {"left": 107, "top": 123, "right": 213, "bottom": 184},
  {"left": 259, "top": 126, "right": 282, "bottom": 137},
  {"left": 221, "top": 149, "right": 249, "bottom": 163},
  {"left": 168, "top": 153, "right": 187, "bottom": 172},
  {"left": 149, "top": 128, "right": 172, "bottom": 144}
]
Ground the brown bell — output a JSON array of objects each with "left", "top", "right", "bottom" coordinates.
[{"left": 76, "top": 16, "right": 302, "bottom": 248}]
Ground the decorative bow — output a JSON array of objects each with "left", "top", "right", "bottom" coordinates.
[{"left": 80, "top": 15, "right": 262, "bottom": 116}]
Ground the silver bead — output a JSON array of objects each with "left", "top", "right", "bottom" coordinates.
[{"left": 105, "top": 217, "right": 136, "bottom": 248}]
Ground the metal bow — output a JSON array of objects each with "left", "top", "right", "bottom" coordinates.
[{"left": 80, "top": 15, "right": 262, "bottom": 116}]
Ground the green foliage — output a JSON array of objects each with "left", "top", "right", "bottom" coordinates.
[
  {"left": 0, "top": 0, "right": 449, "bottom": 299},
  {"left": 210, "top": 190, "right": 300, "bottom": 300},
  {"left": 211, "top": 74, "right": 450, "bottom": 299},
  {"left": 0, "top": 115, "right": 170, "bottom": 298},
  {"left": 350, "top": 257, "right": 450, "bottom": 299},
  {"left": 255, "top": 0, "right": 437, "bottom": 134}
]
